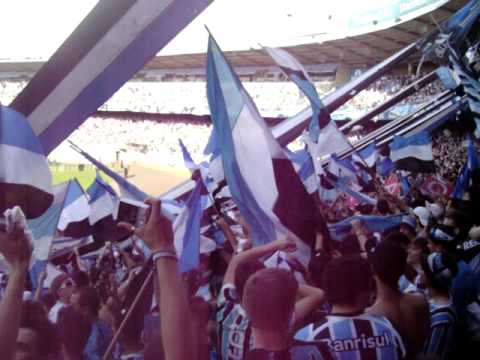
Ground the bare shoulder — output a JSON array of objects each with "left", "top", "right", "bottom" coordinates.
[{"left": 402, "top": 293, "right": 429, "bottom": 311}]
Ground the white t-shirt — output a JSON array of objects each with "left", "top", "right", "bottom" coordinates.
[{"left": 48, "top": 301, "right": 67, "bottom": 323}]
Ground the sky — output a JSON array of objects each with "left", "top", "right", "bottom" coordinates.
[{"left": 0, "top": 0, "right": 448, "bottom": 60}]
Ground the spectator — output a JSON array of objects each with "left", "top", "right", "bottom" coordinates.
[
  {"left": 367, "top": 240, "right": 429, "bottom": 358},
  {"left": 48, "top": 274, "right": 74, "bottom": 323},
  {"left": 421, "top": 252, "right": 459, "bottom": 359},
  {"left": 243, "top": 268, "right": 331, "bottom": 360},
  {"left": 297, "top": 255, "right": 406, "bottom": 359}
]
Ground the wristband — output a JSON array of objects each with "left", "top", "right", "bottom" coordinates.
[{"left": 152, "top": 250, "right": 178, "bottom": 263}]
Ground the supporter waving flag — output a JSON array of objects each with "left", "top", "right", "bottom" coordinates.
[
  {"left": 207, "top": 34, "right": 323, "bottom": 263},
  {"left": 173, "top": 178, "right": 208, "bottom": 273},
  {"left": 453, "top": 134, "right": 479, "bottom": 199},
  {"left": 87, "top": 172, "right": 118, "bottom": 225},
  {"left": 0, "top": 106, "right": 53, "bottom": 218},
  {"left": 390, "top": 131, "right": 435, "bottom": 173},
  {"left": 264, "top": 46, "right": 350, "bottom": 157}
]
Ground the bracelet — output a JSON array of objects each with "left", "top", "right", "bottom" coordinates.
[{"left": 152, "top": 250, "right": 178, "bottom": 263}]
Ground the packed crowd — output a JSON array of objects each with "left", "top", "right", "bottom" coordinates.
[
  {"left": 0, "top": 73, "right": 443, "bottom": 120},
  {"left": 1, "top": 116, "right": 480, "bottom": 360}
]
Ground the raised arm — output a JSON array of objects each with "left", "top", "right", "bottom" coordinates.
[
  {"left": 0, "top": 223, "right": 32, "bottom": 360},
  {"left": 120, "top": 199, "right": 194, "bottom": 360},
  {"left": 223, "top": 237, "right": 296, "bottom": 285},
  {"left": 293, "top": 284, "right": 325, "bottom": 331}
]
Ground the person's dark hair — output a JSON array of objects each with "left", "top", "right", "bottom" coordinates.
[
  {"left": 40, "top": 292, "right": 56, "bottom": 312},
  {"left": 72, "top": 271, "right": 90, "bottom": 288},
  {"left": 243, "top": 268, "right": 298, "bottom": 331},
  {"left": 57, "top": 307, "right": 91, "bottom": 357},
  {"left": 376, "top": 199, "right": 391, "bottom": 215},
  {"left": 234, "top": 259, "right": 265, "bottom": 299},
  {"left": 20, "top": 300, "right": 59, "bottom": 358},
  {"left": 369, "top": 241, "right": 406, "bottom": 288},
  {"left": 50, "top": 274, "right": 70, "bottom": 300},
  {"left": 322, "top": 255, "right": 372, "bottom": 306},
  {"left": 383, "top": 231, "right": 410, "bottom": 249},
  {"left": 76, "top": 286, "right": 101, "bottom": 317}
]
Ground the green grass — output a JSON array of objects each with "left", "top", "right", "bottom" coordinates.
[{"left": 50, "top": 164, "right": 99, "bottom": 189}]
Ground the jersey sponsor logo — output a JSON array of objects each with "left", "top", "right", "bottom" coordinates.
[{"left": 322, "top": 332, "right": 392, "bottom": 352}]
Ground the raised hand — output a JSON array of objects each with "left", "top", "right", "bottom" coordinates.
[
  {"left": 119, "top": 199, "right": 174, "bottom": 252},
  {"left": 0, "top": 222, "right": 32, "bottom": 271}
]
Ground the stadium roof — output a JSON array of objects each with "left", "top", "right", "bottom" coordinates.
[
  {"left": 145, "top": 0, "right": 466, "bottom": 69},
  {"left": 0, "top": 0, "right": 467, "bottom": 75}
]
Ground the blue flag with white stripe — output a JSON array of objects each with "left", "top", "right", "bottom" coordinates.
[
  {"left": 70, "top": 141, "right": 148, "bottom": 201},
  {"left": 0, "top": 106, "right": 53, "bottom": 218},
  {"left": 173, "top": 179, "right": 208, "bottom": 273},
  {"left": 28, "top": 183, "right": 69, "bottom": 261},
  {"left": 87, "top": 172, "right": 117, "bottom": 225},
  {"left": 264, "top": 47, "right": 329, "bottom": 140},
  {"left": 57, "top": 179, "right": 90, "bottom": 233},
  {"left": 453, "top": 135, "right": 479, "bottom": 199},
  {"left": 390, "top": 131, "right": 435, "bottom": 173},
  {"left": 207, "top": 34, "right": 321, "bottom": 263},
  {"left": 448, "top": 46, "right": 480, "bottom": 137},
  {"left": 357, "top": 143, "right": 378, "bottom": 168},
  {"left": 329, "top": 214, "right": 407, "bottom": 241},
  {"left": 286, "top": 148, "right": 318, "bottom": 194},
  {"left": 179, "top": 139, "right": 197, "bottom": 172}
]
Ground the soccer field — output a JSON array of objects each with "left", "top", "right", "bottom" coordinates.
[{"left": 49, "top": 163, "right": 189, "bottom": 195}]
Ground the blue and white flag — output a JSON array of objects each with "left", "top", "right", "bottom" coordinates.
[
  {"left": 173, "top": 179, "right": 208, "bottom": 273},
  {"left": 70, "top": 142, "right": 148, "bottom": 202},
  {"left": 329, "top": 154, "right": 358, "bottom": 182},
  {"left": 28, "top": 183, "right": 69, "bottom": 261},
  {"left": 453, "top": 135, "right": 479, "bottom": 199},
  {"left": 0, "top": 106, "right": 53, "bottom": 218},
  {"left": 377, "top": 155, "right": 395, "bottom": 178},
  {"left": 87, "top": 172, "right": 118, "bottom": 225},
  {"left": 264, "top": 47, "right": 350, "bottom": 156},
  {"left": 390, "top": 131, "right": 435, "bottom": 173},
  {"left": 286, "top": 148, "right": 318, "bottom": 194},
  {"left": 449, "top": 47, "right": 480, "bottom": 137},
  {"left": 57, "top": 179, "right": 90, "bottom": 235},
  {"left": 179, "top": 139, "right": 197, "bottom": 172},
  {"left": 207, "top": 34, "right": 321, "bottom": 263},
  {"left": 443, "top": 0, "right": 480, "bottom": 49},
  {"left": 329, "top": 214, "right": 407, "bottom": 241},
  {"left": 356, "top": 143, "right": 378, "bottom": 168},
  {"left": 70, "top": 142, "right": 181, "bottom": 218}
]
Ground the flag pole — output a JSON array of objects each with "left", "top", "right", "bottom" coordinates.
[{"left": 102, "top": 268, "right": 155, "bottom": 360}]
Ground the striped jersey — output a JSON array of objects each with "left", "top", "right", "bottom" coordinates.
[
  {"left": 216, "top": 284, "right": 253, "bottom": 360},
  {"left": 295, "top": 311, "right": 406, "bottom": 360},
  {"left": 423, "top": 301, "right": 457, "bottom": 360}
]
